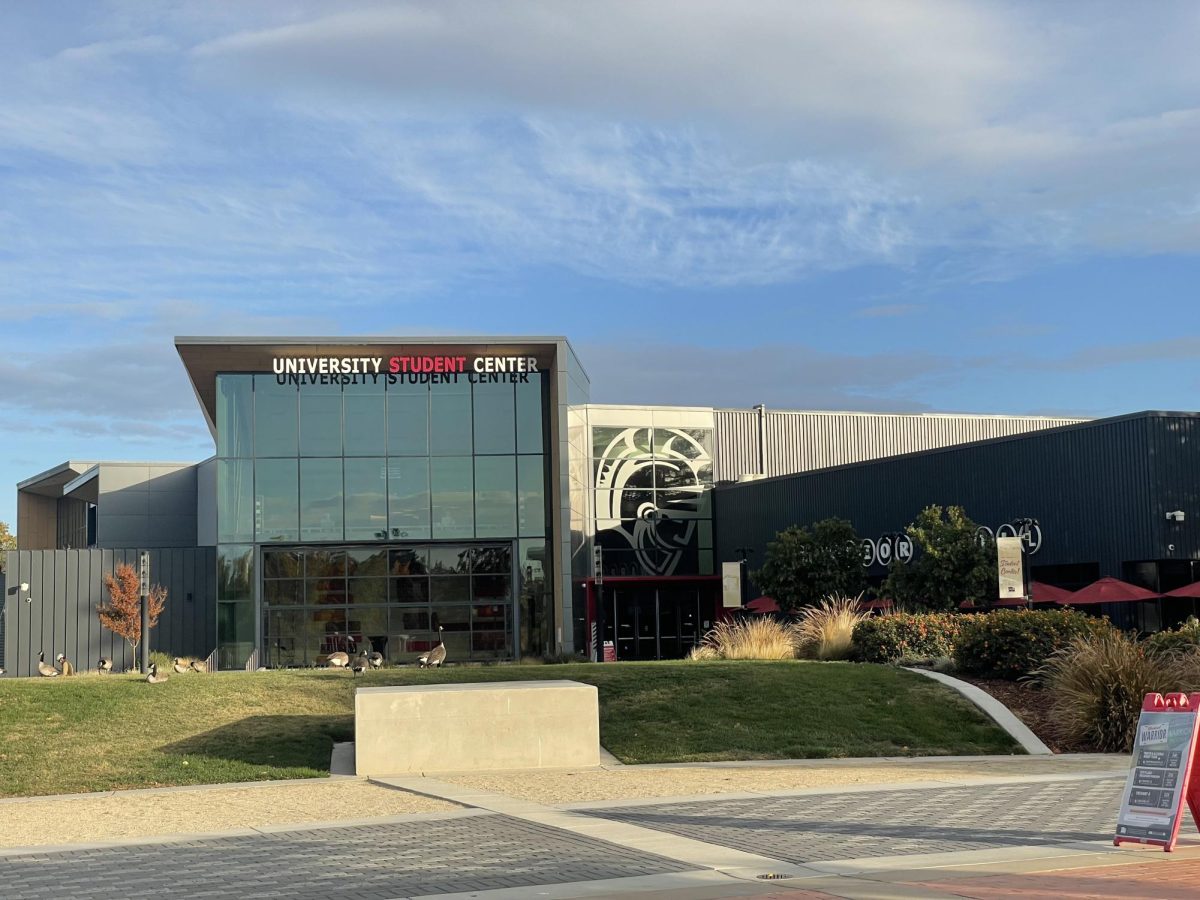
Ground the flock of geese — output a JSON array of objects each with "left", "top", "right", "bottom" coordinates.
[{"left": 16, "top": 628, "right": 447, "bottom": 680}]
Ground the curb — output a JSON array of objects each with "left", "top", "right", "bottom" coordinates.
[{"left": 904, "top": 667, "right": 1053, "bottom": 755}]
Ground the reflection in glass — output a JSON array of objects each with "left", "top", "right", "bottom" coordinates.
[
  {"left": 431, "top": 457, "right": 474, "bottom": 538},
  {"left": 305, "top": 549, "right": 346, "bottom": 578},
  {"left": 387, "top": 458, "right": 430, "bottom": 540},
  {"left": 429, "top": 544, "right": 470, "bottom": 573},
  {"left": 429, "top": 379, "right": 472, "bottom": 456},
  {"left": 387, "top": 384, "right": 429, "bottom": 456},
  {"left": 218, "top": 601, "right": 256, "bottom": 669},
  {"left": 343, "top": 380, "right": 386, "bottom": 456},
  {"left": 344, "top": 458, "right": 387, "bottom": 541},
  {"left": 517, "top": 455, "right": 545, "bottom": 537},
  {"left": 253, "top": 376, "right": 298, "bottom": 457},
  {"left": 431, "top": 575, "right": 470, "bottom": 604},
  {"left": 347, "top": 578, "right": 387, "bottom": 604},
  {"left": 515, "top": 376, "right": 544, "bottom": 454},
  {"left": 347, "top": 547, "right": 389, "bottom": 576},
  {"left": 518, "top": 539, "right": 550, "bottom": 656},
  {"left": 470, "top": 544, "right": 511, "bottom": 574},
  {"left": 266, "top": 609, "right": 307, "bottom": 667},
  {"left": 308, "top": 578, "right": 346, "bottom": 605},
  {"left": 217, "top": 545, "right": 254, "bottom": 604},
  {"left": 389, "top": 547, "right": 428, "bottom": 575},
  {"left": 263, "top": 579, "right": 303, "bottom": 606},
  {"left": 474, "top": 456, "right": 516, "bottom": 537},
  {"left": 216, "top": 374, "right": 253, "bottom": 458},
  {"left": 300, "top": 458, "right": 343, "bottom": 541},
  {"left": 390, "top": 577, "right": 430, "bottom": 604},
  {"left": 262, "top": 549, "right": 303, "bottom": 579},
  {"left": 472, "top": 379, "right": 515, "bottom": 454},
  {"left": 299, "top": 382, "right": 342, "bottom": 457},
  {"left": 255, "top": 458, "right": 299, "bottom": 541},
  {"left": 217, "top": 459, "right": 254, "bottom": 543}
]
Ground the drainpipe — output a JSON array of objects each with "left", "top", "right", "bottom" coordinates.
[{"left": 753, "top": 404, "right": 767, "bottom": 475}]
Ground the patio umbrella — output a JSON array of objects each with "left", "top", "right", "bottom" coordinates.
[
  {"left": 1059, "top": 577, "right": 1160, "bottom": 605},
  {"left": 744, "top": 596, "right": 781, "bottom": 613},
  {"left": 859, "top": 598, "right": 894, "bottom": 611},
  {"left": 1163, "top": 581, "right": 1200, "bottom": 599},
  {"left": 1029, "top": 581, "right": 1074, "bottom": 604}
]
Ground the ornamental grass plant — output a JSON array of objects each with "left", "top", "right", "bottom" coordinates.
[
  {"left": 688, "top": 616, "right": 796, "bottom": 660},
  {"left": 1036, "top": 630, "right": 1200, "bottom": 752},
  {"left": 793, "top": 595, "right": 868, "bottom": 661}
]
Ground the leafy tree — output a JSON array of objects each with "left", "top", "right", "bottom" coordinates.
[
  {"left": 752, "top": 517, "right": 866, "bottom": 610},
  {"left": 0, "top": 521, "right": 14, "bottom": 573},
  {"left": 98, "top": 563, "right": 167, "bottom": 660},
  {"left": 882, "top": 505, "right": 997, "bottom": 611}
]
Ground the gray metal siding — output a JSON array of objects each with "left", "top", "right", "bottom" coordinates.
[
  {"left": 713, "top": 409, "right": 1085, "bottom": 482},
  {"left": 96, "top": 464, "right": 198, "bottom": 549},
  {"left": 715, "top": 415, "right": 1185, "bottom": 587},
  {"left": 0, "top": 548, "right": 216, "bottom": 678}
]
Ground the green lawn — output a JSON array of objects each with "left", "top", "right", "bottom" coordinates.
[{"left": 0, "top": 661, "right": 1019, "bottom": 798}]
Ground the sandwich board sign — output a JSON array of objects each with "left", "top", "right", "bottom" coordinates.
[{"left": 1114, "top": 692, "right": 1200, "bottom": 851}]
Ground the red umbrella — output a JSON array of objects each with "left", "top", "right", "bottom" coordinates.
[
  {"left": 744, "top": 596, "right": 780, "bottom": 613},
  {"left": 1163, "top": 581, "right": 1200, "bottom": 599},
  {"left": 1059, "top": 577, "right": 1160, "bottom": 605},
  {"left": 859, "top": 598, "right": 894, "bottom": 611},
  {"left": 994, "top": 596, "right": 1031, "bottom": 607},
  {"left": 1029, "top": 581, "right": 1074, "bottom": 604}
]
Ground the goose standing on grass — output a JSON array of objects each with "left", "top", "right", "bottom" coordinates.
[
  {"left": 351, "top": 652, "right": 369, "bottom": 677},
  {"left": 146, "top": 662, "right": 169, "bottom": 684},
  {"left": 326, "top": 650, "right": 350, "bottom": 669},
  {"left": 418, "top": 626, "right": 446, "bottom": 668},
  {"left": 97, "top": 657, "right": 113, "bottom": 675},
  {"left": 173, "top": 657, "right": 191, "bottom": 674},
  {"left": 367, "top": 651, "right": 384, "bottom": 669},
  {"left": 55, "top": 653, "right": 75, "bottom": 676},
  {"left": 37, "top": 651, "right": 59, "bottom": 677}
]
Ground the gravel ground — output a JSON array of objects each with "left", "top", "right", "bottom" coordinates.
[
  {"left": 0, "top": 779, "right": 458, "bottom": 848},
  {"left": 443, "top": 754, "right": 1131, "bottom": 805}
]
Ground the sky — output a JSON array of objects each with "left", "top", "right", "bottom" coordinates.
[{"left": 1, "top": 1, "right": 1199, "bottom": 528}]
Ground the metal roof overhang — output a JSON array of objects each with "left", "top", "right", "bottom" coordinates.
[
  {"left": 16, "top": 460, "right": 98, "bottom": 497},
  {"left": 175, "top": 335, "right": 571, "bottom": 436}
]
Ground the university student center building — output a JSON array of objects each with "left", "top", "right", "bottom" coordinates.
[{"left": 6, "top": 336, "right": 1196, "bottom": 676}]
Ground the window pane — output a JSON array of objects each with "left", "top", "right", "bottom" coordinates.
[
  {"left": 218, "top": 601, "right": 256, "bottom": 669},
  {"left": 344, "top": 458, "right": 387, "bottom": 542},
  {"left": 307, "top": 578, "right": 346, "bottom": 605},
  {"left": 387, "top": 385, "right": 429, "bottom": 456},
  {"left": 255, "top": 458, "right": 298, "bottom": 541},
  {"left": 431, "top": 575, "right": 470, "bottom": 604},
  {"left": 473, "top": 574, "right": 511, "bottom": 601},
  {"left": 387, "top": 458, "right": 430, "bottom": 540},
  {"left": 347, "top": 547, "right": 389, "bottom": 577},
  {"left": 216, "top": 375, "right": 253, "bottom": 457},
  {"left": 470, "top": 545, "right": 511, "bottom": 574},
  {"left": 300, "top": 384, "right": 342, "bottom": 456},
  {"left": 217, "top": 545, "right": 254, "bottom": 604},
  {"left": 518, "top": 539, "right": 551, "bottom": 657},
  {"left": 262, "top": 549, "right": 303, "bottom": 579},
  {"left": 430, "top": 604, "right": 470, "bottom": 661},
  {"left": 343, "top": 380, "right": 386, "bottom": 456},
  {"left": 475, "top": 456, "right": 516, "bottom": 537},
  {"left": 431, "top": 457, "right": 474, "bottom": 538},
  {"left": 305, "top": 549, "right": 346, "bottom": 578},
  {"left": 300, "top": 458, "right": 344, "bottom": 541},
  {"left": 472, "top": 603, "right": 510, "bottom": 658},
  {"left": 266, "top": 610, "right": 307, "bottom": 667},
  {"left": 392, "top": 607, "right": 431, "bottom": 661},
  {"left": 254, "top": 376, "right": 298, "bottom": 457},
  {"left": 312, "top": 608, "right": 350, "bottom": 661},
  {"left": 472, "top": 380, "right": 515, "bottom": 454},
  {"left": 429, "top": 544, "right": 470, "bottom": 573},
  {"left": 348, "top": 607, "right": 389, "bottom": 657},
  {"left": 429, "top": 379, "right": 472, "bottom": 456},
  {"left": 263, "top": 579, "right": 303, "bottom": 607},
  {"left": 390, "top": 577, "right": 430, "bottom": 604},
  {"left": 389, "top": 547, "right": 429, "bottom": 575},
  {"left": 347, "top": 578, "right": 388, "bottom": 605},
  {"left": 515, "top": 376, "right": 544, "bottom": 454},
  {"left": 217, "top": 459, "right": 254, "bottom": 543},
  {"left": 517, "top": 455, "right": 545, "bottom": 537}
]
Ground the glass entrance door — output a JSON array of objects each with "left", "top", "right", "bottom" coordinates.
[{"left": 604, "top": 585, "right": 705, "bottom": 660}]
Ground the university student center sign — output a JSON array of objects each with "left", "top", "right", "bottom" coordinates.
[{"left": 271, "top": 354, "right": 541, "bottom": 386}]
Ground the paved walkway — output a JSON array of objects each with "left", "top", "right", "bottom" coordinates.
[{"left": 1, "top": 756, "right": 1198, "bottom": 899}]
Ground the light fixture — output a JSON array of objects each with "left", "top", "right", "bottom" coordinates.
[
  {"left": 19, "top": 582, "right": 29, "bottom": 592},
  {"left": 1166, "top": 510, "right": 1186, "bottom": 523}
]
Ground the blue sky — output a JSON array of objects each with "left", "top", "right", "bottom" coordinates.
[{"left": 2, "top": 1, "right": 1199, "bottom": 528}]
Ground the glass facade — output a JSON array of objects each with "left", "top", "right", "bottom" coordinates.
[{"left": 214, "top": 368, "right": 551, "bottom": 667}]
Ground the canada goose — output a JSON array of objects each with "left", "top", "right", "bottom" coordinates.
[
  {"left": 55, "top": 653, "right": 75, "bottom": 677},
  {"left": 173, "top": 657, "right": 190, "bottom": 674},
  {"left": 37, "top": 652, "right": 59, "bottom": 677},
  {"left": 146, "top": 662, "right": 169, "bottom": 684},
  {"left": 326, "top": 651, "right": 350, "bottom": 668},
  {"left": 0, "top": 667, "right": 6, "bottom": 676},
  {"left": 418, "top": 626, "right": 446, "bottom": 668},
  {"left": 188, "top": 659, "right": 207, "bottom": 674},
  {"left": 351, "top": 653, "right": 369, "bottom": 677},
  {"left": 367, "top": 651, "right": 384, "bottom": 669},
  {"left": 97, "top": 657, "right": 113, "bottom": 675}
]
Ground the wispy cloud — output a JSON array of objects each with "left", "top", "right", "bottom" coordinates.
[{"left": 855, "top": 303, "right": 924, "bottom": 318}]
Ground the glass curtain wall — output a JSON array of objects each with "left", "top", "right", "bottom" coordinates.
[{"left": 214, "top": 369, "right": 550, "bottom": 668}]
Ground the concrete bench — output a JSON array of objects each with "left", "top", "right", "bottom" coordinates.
[{"left": 354, "top": 680, "right": 600, "bottom": 776}]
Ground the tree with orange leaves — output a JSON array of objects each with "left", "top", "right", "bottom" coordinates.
[{"left": 99, "top": 563, "right": 167, "bottom": 660}]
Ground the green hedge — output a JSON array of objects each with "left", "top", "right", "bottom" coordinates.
[
  {"left": 1144, "top": 616, "right": 1200, "bottom": 657},
  {"left": 954, "top": 609, "right": 1112, "bottom": 680},
  {"left": 852, "top": 613, "right": 964, "bottom": 663}
]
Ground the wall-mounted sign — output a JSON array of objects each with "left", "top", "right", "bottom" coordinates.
[
  {"left": 861, "top": 534, "right": 914, "bottom": 567},
  {"left": 722, "top": 561, "right": 743, "bottom": 608},
  {"left": 270, "top": 354, "right": 540, "bottom": 387},
  {"left": 996, "top": 536, "right": 1026, "bottom": 600},
  {"left": 976, "top": 519, "right": 1043, "bottom": 555}
]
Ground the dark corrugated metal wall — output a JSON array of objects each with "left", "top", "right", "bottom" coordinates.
[
  {"left": 1, "top": 548, "right": 215, "bottom": 678},
  {"left": 715, "top": 415, "right": 1198, "bottom": 585}
]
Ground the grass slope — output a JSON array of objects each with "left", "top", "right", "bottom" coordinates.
[{"left": 0, "top": 662, "right": 1019, "bottom": 798}]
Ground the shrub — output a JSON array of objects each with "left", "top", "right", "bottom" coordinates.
[
  {"left": 691, "top": 617, "right": 796, "bottom": 660},
  {"left": 1037, "top": 631, "right": 1200, "bottom": 752},
  {"left": 955, "top": 609, "right": 1112, "bottom": 680},
  {"left": 793, "top": 595, "right": 868, "bottom": 660},
  {"left": 1144, "top": 616, "right": 1200, "bottom": 657},
  {"left": 851, "top": 613, "right": 963, "bottom": 663}
]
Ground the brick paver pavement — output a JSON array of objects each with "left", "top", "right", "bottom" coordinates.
[
  {"left": 0, "top": 813, "right": 693, "bottom": 900},
  {"left": 584, "top": 777, "right": 1125, "bottom": 863},
  {"left": 918, "top": 858, "right": 1200, "bottom": 898}
]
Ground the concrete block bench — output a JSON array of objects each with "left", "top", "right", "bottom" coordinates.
[{"left": 354, "top": 680, "right": 600, "bottom": 776}]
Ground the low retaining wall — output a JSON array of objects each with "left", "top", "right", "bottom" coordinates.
[{"left": 354, "top": 680, "right": 600, "bottom": 776}]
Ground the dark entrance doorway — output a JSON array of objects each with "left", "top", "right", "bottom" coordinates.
[{"left": 601, "top": 583, "right": 713, "bottom": 660}]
